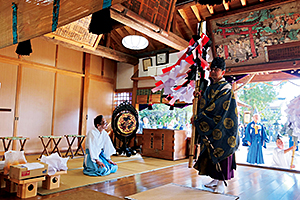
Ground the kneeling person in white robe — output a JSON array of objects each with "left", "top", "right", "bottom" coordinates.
[
  {"left": 273, "top": 135, "right": 296, "bottom": 169},
  {"left": 83, "top": 115, "right": 118, "bottom": 176}
]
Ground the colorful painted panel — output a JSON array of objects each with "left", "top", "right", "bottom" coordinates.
[{"left": 209, "top": 1, "right": 300, "bottom": 67}]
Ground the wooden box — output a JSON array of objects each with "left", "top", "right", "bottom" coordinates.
[
  {"left": 10, "top": 176, "right": 45, "bottom": 199},
  {"left": 42, "top": 170, "right": 67, "bottom": 190},
  {"left": 9, "top": 162, "right": 48, "bottom": 180},
  {"left": 142, "top": 129, "right": 187, "bottom": 160}
]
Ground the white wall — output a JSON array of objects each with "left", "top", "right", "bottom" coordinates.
[
  {"left": 138, "top": 53, "right": 179, "bottom": 77},
  {"left": 116, "top": 52, "right": 182, "bottom": 89},
  {"left": 116, "top": 62, "right": 134, "bottom": 89}
]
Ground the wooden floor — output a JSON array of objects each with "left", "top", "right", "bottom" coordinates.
[{"left": 1, "top": 163, "right": 300, "bottom": 200}]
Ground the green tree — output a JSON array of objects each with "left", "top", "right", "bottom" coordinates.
[
  {"left": 139, "top": 104, "right": 192, "bottom": 129},
  {"left": 237, "top": 82, "right": 285, "bottom": 127}
]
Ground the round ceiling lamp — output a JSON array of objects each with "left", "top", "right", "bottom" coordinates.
[{"left": 122, "top": 35, "right": 149, "bottom": 50}]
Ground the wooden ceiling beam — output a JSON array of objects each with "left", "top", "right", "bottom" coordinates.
[
  {"left": 191, "top": 5, "right": 202, "bottom": 22},
  {"left": 175, "top": 21, "right": 185, "bottom": 39},
  {"left": 110, "top": 9, "right": 189, "bottom": 51},
  {"left": 115, "top": 28, "right": 127, "bottom": 39},
  {"left": 43, "top": 36, "right": 138, "bottom": 65},
  {"left": 206, "top": 5, "right": 214, "bottom": 14},
  {"left": 178, "top": 9, "right": 197, "bottom": 35},
  {"left": 110, "top": 31, "right": 130, "bottom": 52},
  {"left": 225, "top": 60, "right": 300, "bottom": 76},
  {"left": 175, "top": 13, "right": 190, "bottom": 39},
  {"left": 236, "top": 72, "right": 299, "bottom": 83},
  {"left": 223, "top": 0, "right": 230, "bottom": 10},
  {"left": 240, "top": 0, "right": 246, "bottom": 6},
  {"left": 111, "top": 4, "right": 162, "bottom": 34},
  {"left": 105, "top": 33, "right": 111, "bottom": 48},
  {"left": 176, "top": 1, "right": 198, "bottom": 10}
]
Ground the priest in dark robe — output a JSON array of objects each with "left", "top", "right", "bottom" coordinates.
[{"left": 192, "top": 57, "right": 239, "bottom": 193}]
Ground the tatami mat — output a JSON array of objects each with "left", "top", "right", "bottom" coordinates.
[{"left": 35, "top": 154, "right": 188, "bottom": 195}]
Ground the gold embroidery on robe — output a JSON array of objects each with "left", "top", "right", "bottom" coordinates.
[
  {"left": 223, "top": 100, "right": 230, "bottom": 110},
  {"left": 199, "top": 121, "right": 210, "bottom": 132},
  {"left": 224, "top": 118, "right": 234, "bottom": 129},
  {"left": 213, "top": 115, "right": 222, "bottom": 124},
  {"left": 228, "top": 136, "right": 236, "bottom": 147},
  {"left": 213, "top": 129, "right": 222, "bottom": 140},
  {"left": 213, "top": 148, "right": 224, "bottom": 158},
  {"left": 199, "top": 98, "right": 206, "bottom": 109},
  {"left": 207, "top": 103, "right": 215, "bottom": 111}
]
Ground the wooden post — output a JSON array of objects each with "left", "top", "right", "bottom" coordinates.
[
  {"left": 188, "top": 80, "right": 200, "bottom": 168},
  {"left": 290, "top": 136, "right": 298, "bottom": 169}
]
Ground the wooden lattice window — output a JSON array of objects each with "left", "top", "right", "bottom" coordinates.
[{"left": 114, "top": 92, "right": 132, "bottom": 107}]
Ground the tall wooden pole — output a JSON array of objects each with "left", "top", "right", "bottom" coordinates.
[
  {"left": 290, "top": 136, "right": 298, "bottom": 169},
  {"left": 188, "top": 80, "right": 200, "bottom": 168}
]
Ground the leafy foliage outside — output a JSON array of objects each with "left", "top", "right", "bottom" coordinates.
[
  {"left": 237, "top": 81, "right": 286, "bottom": 128},
  {"left": 139, "top": 104, "right": 193, "bottom": 130}
]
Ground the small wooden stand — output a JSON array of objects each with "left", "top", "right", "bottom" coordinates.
[
  {"left": 0, "top": 136, "right": 29, "bottom": 160},
  {"left": 38, "top": 136, "right": 63, "bottom": 158},
  {"left": 64, "top": 135, "right": 85, "bottom": 158},
  {"left": 10, "top": 176, "right": 45, "bottom": 199},
  {"left": 42, "top": 170, "right": 67, "bottom": 190}
]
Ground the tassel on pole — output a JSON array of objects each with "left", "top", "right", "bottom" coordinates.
[
  {"left": 89, "top": 8, "right": 113, "bottom": 35},
  {"left": 12, "top": 2, "right": 18, "bottom": 44},
  {"left": 16, "top": 40, "right": 32, "bottom": 56}
]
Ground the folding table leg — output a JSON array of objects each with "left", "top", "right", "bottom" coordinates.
[
  {"left": 39, "top": 137, "right": 51, "bottom": 159},
  {"left": 74, "top": 137, "right": 85, "bottom": 156},
  {"left": 65, "top": 136, "right": 76, "bottom": 158},
  {"left": 19, "top": 139, "right": 27, "bottom": 151},
  {"left": 51, "top": 138, "right": 62, "bottom": 157}
]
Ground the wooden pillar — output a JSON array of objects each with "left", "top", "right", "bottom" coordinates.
[
  {"left": 12, "top": 56, "right": 22, "bottom": 150},
  {"left": 132, "top": 64, "right": 139, "bottom": 107},
  {"left": 232, "top": 82, "right": 237, "bottom": 99},
  {"left": 79, "top": 53, "right": 90, "bottom": 149}
]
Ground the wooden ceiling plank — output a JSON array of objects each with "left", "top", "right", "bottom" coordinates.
[
  {"left": 110, "top": 31, "right": 130, "bottom": 52},
  {"left": 111, "top": 4, "right": 162, "bottom": 34},
  {"left": 175, "top": 13, "right": 191, "bottom": 39},
  {"left": 115, "top": 28, "right": 127, "bottom": 39},
  {"left": 166, "top": 0, "right": 178, "bottom": 33},
  {"left": 175, "top": 21, "right": 186, "bottom": 39},
  {"left": 178, "top": 9, "right": 196, "bottom": 35},
  {"left": 191, "top": 5, "right": 202, "bottom": 22},
  {"left": 43, "top": 36, "right": 138, "bottom": 65},
  {"left": 206, "top": 5, "right": 214, "bottom": 14},
  {"left": 171, "top": 11, "right": 178, "bottom": 33},
  {"left": 110, "top": 9, "right": 189, "bottom": 51}
]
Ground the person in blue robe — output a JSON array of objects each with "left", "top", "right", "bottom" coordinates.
[
  {"left": 244, "top": 113, "right": 268, "bottom": 164},
  {"left": 192, "top": 57, "right": 239, "bottom": 194},
  {"left": 83, "top": 115, "right": 118, "bottom": 176}
]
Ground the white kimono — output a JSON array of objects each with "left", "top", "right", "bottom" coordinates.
[
  {"left": 83, "top": 128, "right": 117, "bottom": 176},
  {"left": 272, "top": 147, "right": 292, "bottom": 168}
]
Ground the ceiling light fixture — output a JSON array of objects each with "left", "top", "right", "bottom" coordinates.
[{"left": 122, "top": 35, "right": 149, "bottom": 50}]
